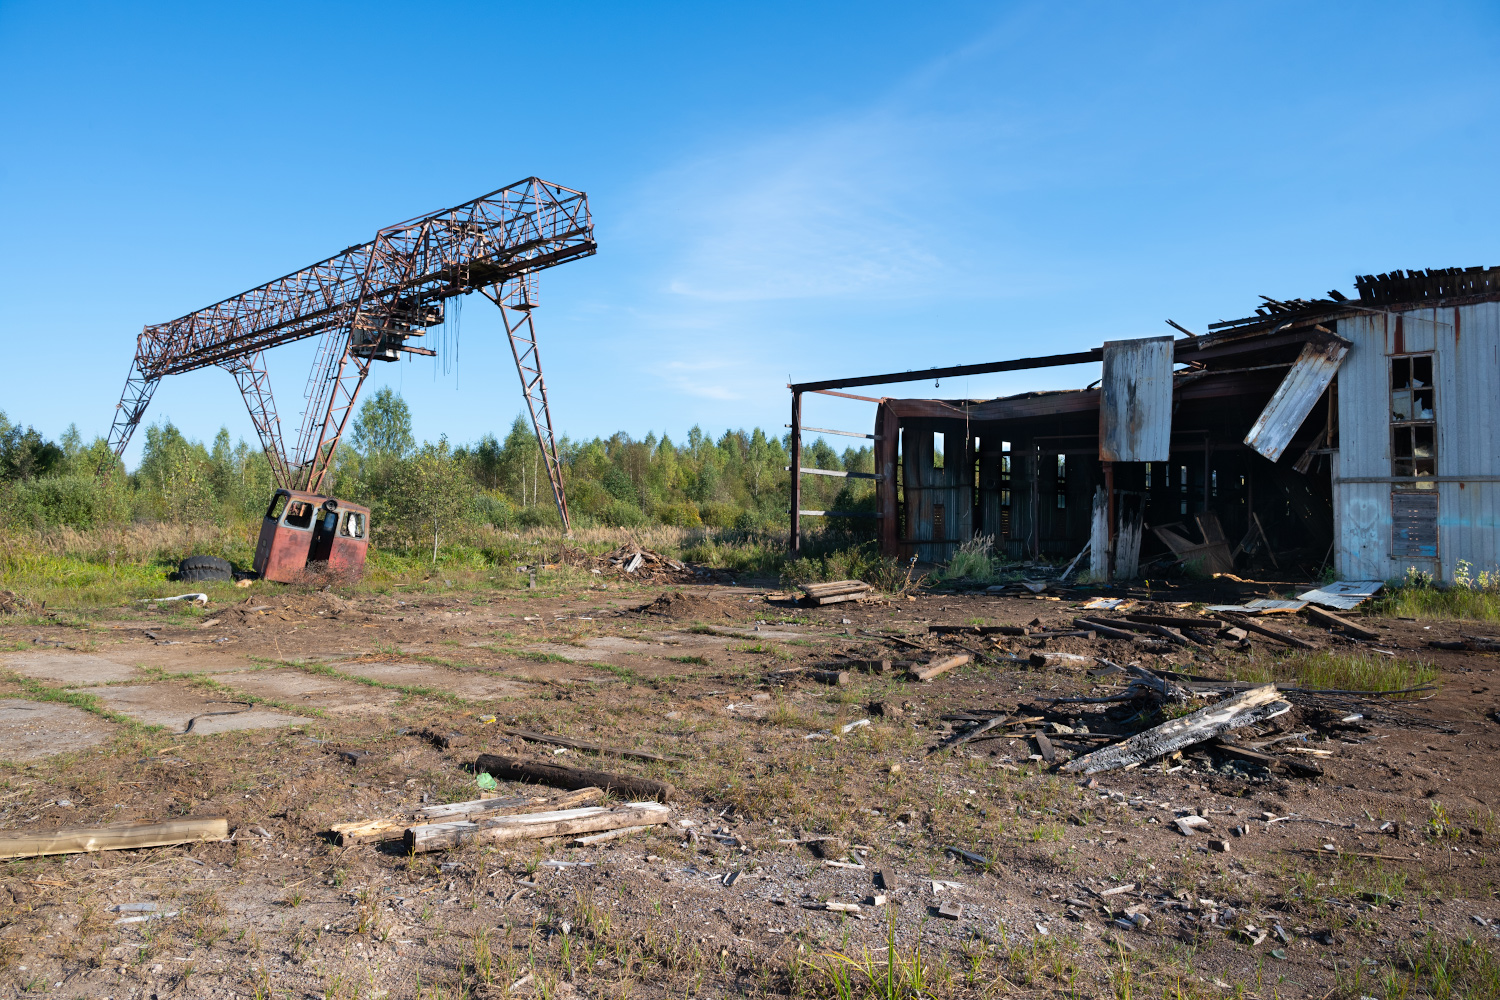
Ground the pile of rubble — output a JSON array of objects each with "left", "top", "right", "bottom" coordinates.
[{"left": 567, "top": 544, "right": 729, "bottom": 584}]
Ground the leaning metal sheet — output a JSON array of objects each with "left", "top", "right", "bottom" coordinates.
[
  {"left": 1099, "top": 336, "right": 1174, "bottom": 462},
  {"left": 1244, "top": 338, "right": 1349, "bottom": 462}
]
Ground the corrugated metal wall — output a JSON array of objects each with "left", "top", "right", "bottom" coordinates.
[{"left": 1334, "top": 302, "right": 1500, "bottom": 581}]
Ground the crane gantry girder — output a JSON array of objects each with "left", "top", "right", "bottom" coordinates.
[{"left": 106, "top": 177, "right": 595, "bottom": 527}]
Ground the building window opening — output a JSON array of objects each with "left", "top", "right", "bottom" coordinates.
[
  {"left": 1391, "top": 354, "right": 1436, "bottom": 488},
  {"left": 1055, "top": 454, "right": 1067, "bottom": 509},
  {"left": 1211, "top": 469, "right": 1218, "bottom": 498},
  {"left": 933, "top": 432, "right": 944, "bottom": 469},
  {"left": 1145, "top": 463, "right": 1152, "bottom": 489},
  {"left": 1179, "top": 465, "right": 1189, "bottom": 515}
]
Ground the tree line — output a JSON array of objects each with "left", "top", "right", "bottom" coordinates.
[{"left": 0, "top": 391, "right": 876, "bottom": 549}]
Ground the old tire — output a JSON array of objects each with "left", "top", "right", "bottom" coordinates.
[{"left": 178, "top": 556, "right": 232, "bottom": 582}]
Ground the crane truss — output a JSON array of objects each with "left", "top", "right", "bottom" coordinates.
[{"left": 106, "top": 178, "right": 595, "bottom": 524}]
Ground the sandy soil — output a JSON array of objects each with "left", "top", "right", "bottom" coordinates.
[{"left": 0, "top": 578, "right": 1496, "bottom": 999}]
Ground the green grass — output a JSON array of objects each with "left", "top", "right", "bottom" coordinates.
[
  {"left": 0, "top": 669, "right": 158, "bottom": 730},
  {"left": 1373, "top": 582, "right": 1500, "bottom": 622},
  {"left": 1227, "top": 649, "right": 1438, "bottom": 695}
]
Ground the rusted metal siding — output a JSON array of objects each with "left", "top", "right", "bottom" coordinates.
[
  {"left": 1099, "top": 336, "right": 1174, "bottom": 462},
  {"left": 1334, "top": 302, "right": 1500, "bottom": 581},
  {"left": 1244, "top": 337, "right": 1348, "bottom": 462}
]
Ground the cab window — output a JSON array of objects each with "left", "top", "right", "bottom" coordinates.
[
  {"left": 267, "top": 494, "right": 289, "bottom": 520},
  {"left": 341, "top": 512, "right": 366, "bottom": 538},
  {"left": 284, "top": 500, "right": 315, "bottom": 529}
]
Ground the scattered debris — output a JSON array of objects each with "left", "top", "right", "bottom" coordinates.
[
  {"left": 1062, "top": 685, "right": 1291, "bottom": 775},
  {"left": 1297, "top": 581, "right": 1383, "bottom": 611}
]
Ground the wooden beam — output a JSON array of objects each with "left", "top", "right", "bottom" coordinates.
[{"left": 0, "top": 818, "right": 228, "bottom": 860}]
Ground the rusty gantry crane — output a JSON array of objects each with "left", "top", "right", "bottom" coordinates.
[{"left": 105, "top": 178, "right": 595, "bottom": 539}]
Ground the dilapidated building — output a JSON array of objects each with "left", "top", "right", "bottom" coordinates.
[{"left": 788, "top": 266, "right": 1500, "bottom": 583}]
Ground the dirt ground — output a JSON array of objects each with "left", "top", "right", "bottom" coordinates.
[{"left": 0, "top": 576, "right": 1497, "bottom": 1000}]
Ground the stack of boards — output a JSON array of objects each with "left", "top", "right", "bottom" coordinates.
[{"left": 798, "top": 580, "right": 874, "bottom": 606}]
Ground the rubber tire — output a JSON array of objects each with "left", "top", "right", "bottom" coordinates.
[
  {"left": 178, "top": 555, "right": 233, "bottom": 583},
  {"left": 178, "top": 566, "right": 232, "bottom": 583},
  {"left": 180, "top": 555, "right": 232, "bottom": 574}
]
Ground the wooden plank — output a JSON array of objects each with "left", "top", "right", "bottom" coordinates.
[
  {"left": 332, "top": 788, "right": 605, "bottom": 845},
  {"left": 1061, "top": 686, "right": 1292, "bottom": 775},
  {"left": 1073, "top": 617, "right": 1137, "bottom": 641},
  {"left": 406, "top": 802, "right": 671, "bottom": 854},
  {"left": 474, "top": 755, "right": 676, "bottom": 802},
  {"left": 1302, "top": 606, "right": 1380, "bottom": 641},
  {"left": 1220, "top": 612, "right": 1319, "bottom": 650},
  {"left": 416, "top": 787, "right": 603, "bottom": 822},
  {"left": 910, "top": 654, "right": 970, "bottom": 682},
  {"left": 0, "top": 818, "right": 229, "bottom": 860},
  {"left": 929, "top": 625, "right": 1030, "bottom": 636},
  {"left": 1126, "top": 614, "right": 1227, "bottom": 630},
  {"left": 504, "top": 729, "right": 672, "bottom": 763}
]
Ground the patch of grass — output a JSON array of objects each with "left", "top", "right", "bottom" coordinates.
[
  {"left": 1227, "top": 649, "right": 1438, "bottom": 695},
  {"left": 1374, "top": 564, "right": 1500, "bottom": 622},
  {"left": 667, "top": 655, "right": 709, "bottom": 665},
  {"left": 0, "top": 669, "right": 156, "bottom": 730}
]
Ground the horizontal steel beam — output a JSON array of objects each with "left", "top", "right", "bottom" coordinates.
[{"left": 789, "top": 350, "right": 1102, "bottom": 393}]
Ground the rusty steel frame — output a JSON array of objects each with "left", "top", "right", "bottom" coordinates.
[
  {"left": 106, "top": 177, "right": 596, "bottom": 496},
  {"left": 482, "top": 277, "right": 571, "bottom": 532},
  {"left": 219, "top": 351, "right": 292, "bottom": 489}
]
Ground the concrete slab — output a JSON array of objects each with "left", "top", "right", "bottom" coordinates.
[
  {"left": 92, "top": 643, "right": 256, "bottom": 675},
  {"left": 82, "top": 684, "right": 310, "bottom": 735},
  {"left": 206, "top": 669, "right": 398, "bottom": 715},
  {"left": 2, "top": 652, "right": 140, "bottom": 686},
  {"left": 0, "top": 699, "right": 115, "bottom": 761},
  {"left": 339, "top": 661, "right": 528, "bottom": 701}
]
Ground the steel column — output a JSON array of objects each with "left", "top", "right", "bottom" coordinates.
[
  {"left": 483, "top": 280, "right": 571, "bottom": 533},
  {"left": 220, "top": 351, "right": 293, "bottom": 489}
]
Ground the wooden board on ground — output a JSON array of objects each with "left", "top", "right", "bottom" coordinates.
[
  {"left": 0, "top": 818, "right": 228, "bottom": 860},
  {"left": 910, "top": 654, "right": 970, "bottom": 682},
  {"left": 406, "top": 801, "right": 671, "bottom": 853},
  {"left": 799, "top": 580, "right": 873, "bottom": 606},
  {"left": 1061, "top": 685, "right": 1292, "bottom": 775}
]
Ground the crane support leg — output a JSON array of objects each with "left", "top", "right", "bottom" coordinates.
[
  {"left": 482, "top": 283, "right": 571, "bottom": 533},
  {"left": 302, "top": 345, "right": 371, "bottom": 496},
  {"left": 221, "top": 352, "right": 292, "bottom": 489},
  {"left": 104, "top": 350, "right": 159, "bottom": 471}
]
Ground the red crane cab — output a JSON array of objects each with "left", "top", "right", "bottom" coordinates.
[{"left": 252, "top": 490, "right": 371, "bottom": 583}]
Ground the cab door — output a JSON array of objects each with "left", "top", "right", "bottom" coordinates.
[
  {"left": 326, "top": 507, "right": 370, "bottom": 578},
  {"left": 255, "top": 495, "right": 318, "bottom": 582}
]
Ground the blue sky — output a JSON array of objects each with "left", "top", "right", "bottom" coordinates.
[{"left": 3, "top": 1, "right": 1498, "bottom": 469}]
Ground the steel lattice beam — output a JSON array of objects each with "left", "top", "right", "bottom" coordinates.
[{"left": 105, "top": 177, "right": 595, "bottom": 496}]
